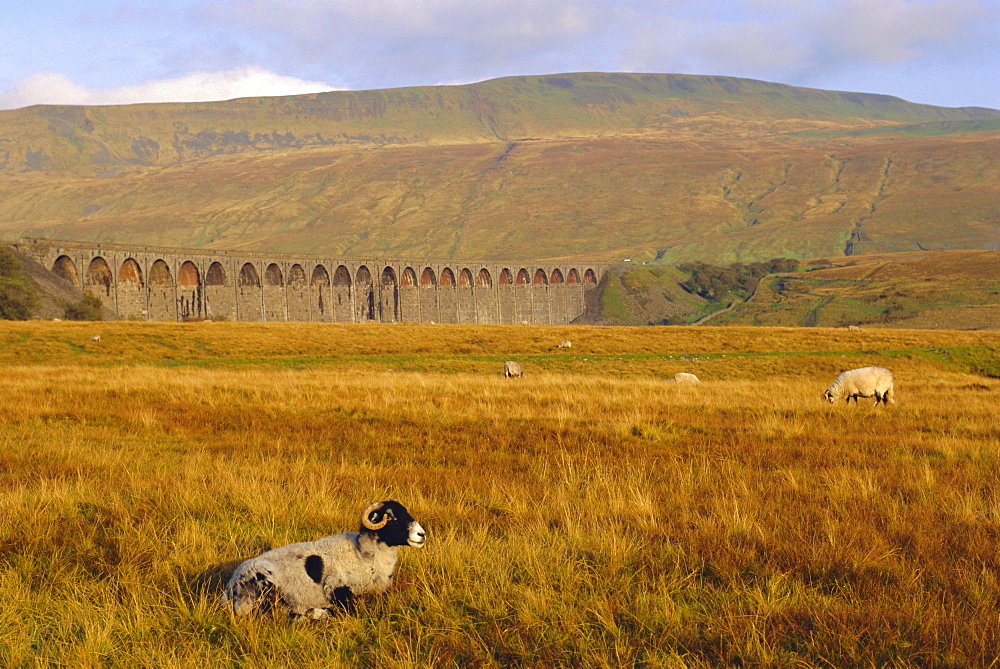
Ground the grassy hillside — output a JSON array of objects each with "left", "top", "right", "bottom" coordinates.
[
  {"left": 593, "top": 265, "right": 711, "bottom": 325},
  {"left": 712, "top": 250, "right": 1000, "bottom": 330},
  {"left": 0, "top": 73, "right": 997, "bottom": 263},
  {"left": 3, "top": 73, "right": 994, "bottom": 174},
  {"left": 1, "top": 322, "right": 998, "bottom": 665},
  {"left": 600, "top": 250, "right": 1000, "bottom": 330}
]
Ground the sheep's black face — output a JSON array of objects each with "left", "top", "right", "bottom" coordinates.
[{"left": 363, "top": 500, "right": 426, "bottom": 548}]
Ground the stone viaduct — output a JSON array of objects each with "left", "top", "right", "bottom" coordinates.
[{"left": 13, "top": 238, "right": 606, "bottom": 325}]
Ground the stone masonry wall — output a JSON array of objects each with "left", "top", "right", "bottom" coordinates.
[{"left": 13, "top": 238, "right": 604, "bottom": 325}]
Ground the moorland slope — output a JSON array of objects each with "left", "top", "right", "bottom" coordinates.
[
  {"left": 593, "top": 250, "right": 1000, "bottom": 330},
  {"left": 715, "top": 249, "right": 1000, "bottom": 330},
  {"left": 1, "top": 73, "right": 997, "bottom": 263}
]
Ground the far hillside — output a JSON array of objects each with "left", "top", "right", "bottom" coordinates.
[
  {"left": 0, "top": 73, "right": 997, "bottom": 264},
  {"left": 703, "top": 250, "right": 1000, "bottom": 330},
  {"left": 593, "top": 258, "right": 800, "bottom": 325},
  {"left": 592, "top": 250, "right": 1000, "bottom": 331}
]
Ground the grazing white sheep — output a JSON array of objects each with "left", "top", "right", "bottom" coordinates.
[
  {"left": 224, "top": 501, "right": 425, "bottom": 619},
  {"left": 824, "top": 366, "right": 895, "bottom": 406},
  {"left": 555, "top": 340, "right": 572, "bottom": 349},
  {"left": 503, "top": 361, "right": 523, "bottom": 378},
  {"left": 847, "top": 325, "right": 862, "bottom": 332},
  {"left": 668, "top": 372, "right": 700, "bottom": 383},
  {"left": 89, "top": 334, "right": 101, "bottom": 343}
]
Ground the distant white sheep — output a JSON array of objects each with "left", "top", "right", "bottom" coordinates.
[
  {"left": 89, "top": 334, "right": 101, "bottom": 343},
  {"left": 667, "top": 372, "right": 700, "bottom": 383},
  {"left": 824, "top": 366, "right": 895, "bottom": 406},
  {"left": 555, "top": 340, "right": 572, "bottom": 349},
  {"left": 847, "top": 325, "right": 862, "bottom": 332},
  {"left": 503, "top": 361, "right": 523, "bottom": 378},
  {"left": 224, "top": 501, "right": 425, "bottom": 619}
]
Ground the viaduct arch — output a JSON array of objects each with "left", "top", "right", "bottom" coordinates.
[{"left": 14, "top": 238, "right": 604, "bottom": 324}]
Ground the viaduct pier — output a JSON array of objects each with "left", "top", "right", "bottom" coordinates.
[{"left": 13, "top": 238, "right": 606, "bottom": 325}]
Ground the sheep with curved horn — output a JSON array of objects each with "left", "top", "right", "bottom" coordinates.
[{"left": 224, "top": 500, "right": 425, "bottom": 619}]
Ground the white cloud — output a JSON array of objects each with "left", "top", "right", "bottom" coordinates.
[
  {"left": 194, "top": 0, "right": 610, "bottom": 78},
  {"left": 0, "top": 72, "right": 95, "bottom": 109},
  {"left": 808, "top": 0, "right": 990, "bottom": 64},
  {"left": 205, "top": 0, "right": 601, "bottom": 42},
  {"left": 204, "top": 0, "right": 991, "bottom": 89},
  {"left": 0, "top": 66, "right": 337, "bottom": 110},
  {"left": 618, "top": 13, "right": 813, "bottom": 80},
  {"left": 693, "top": 22, "right": 813, "bottom": 75},
  {"left": 3, "top": 0, "right": 993, "bottom": 111},
  {"left": 617, "top": 0, "right": 996, "bottom": 99}
]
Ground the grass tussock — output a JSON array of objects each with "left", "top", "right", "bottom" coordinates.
[{"left": 0, "top": 322, "right": 998, "bottom": 666}]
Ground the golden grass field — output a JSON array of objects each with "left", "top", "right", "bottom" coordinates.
[{"left": 1, "top": 322, "right": 998, "bottom": 666}]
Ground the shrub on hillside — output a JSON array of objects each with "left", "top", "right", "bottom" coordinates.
[
  {"left": 677, "top": 258, "right": 799, "bottom": 301},
  {"left": 62, "top": 294, "right": 105, "bottom": 321},
  {"left": 0, "top": 246, "right": 40, "bottom": 320}
]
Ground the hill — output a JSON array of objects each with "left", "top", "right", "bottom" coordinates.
[
  {"left": 590, "top": 250, "right": 1000, "bottom": 330},
  {"left": 706, "top": 250, "right": 1000, "bottom": 330},
  {"left": 0, "top": 72, "right": 997, "bottom": 263}
]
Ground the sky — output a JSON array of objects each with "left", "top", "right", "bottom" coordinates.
[{"left": 1, "top": 0, "right": 998, "bottom": 111}]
